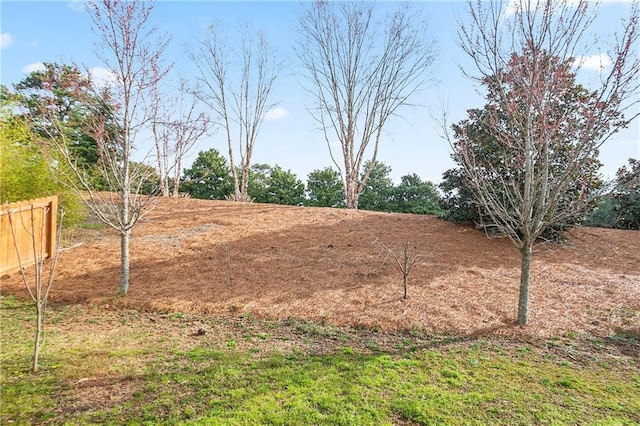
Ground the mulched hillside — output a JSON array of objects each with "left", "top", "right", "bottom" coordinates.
[{"left": 2, "top": 197, "right": 638, "bottom": 338}]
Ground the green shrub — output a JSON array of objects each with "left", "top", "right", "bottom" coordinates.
[
  {"left": 583, "top": 196, "right": 616, "bottom": 228},
  {"left": 0, "top": 115, "right": 84, "bottom": 227}
]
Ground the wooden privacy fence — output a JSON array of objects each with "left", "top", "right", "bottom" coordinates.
[{"left": 1, "top": 196, "right": 58, "bottom": 274}]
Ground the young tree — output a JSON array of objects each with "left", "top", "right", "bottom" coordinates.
[
  {"left": 454, "top": 0, "right": 640, "bottom": 325},
  {"left": 33, "top": 0, "right": 172, "bottom": 295},
  {"left": 297, "top": 0, "right": 436, "bottom": 209},
  {"left": 362, "top": 226, "right": 423, "bottom": 300},
  {"left": 150, "top": 84, "right": 212, "bottom": 197},
  {"left": 86, "top": 0, "right": 171, "bottom": 295},
  {"left": 190, "top": 25, "right": 279, "bottom": 202},
  {"left": 305, "top": 167, "right": 344, "bottom": 208},
  {"left": 5, "top": 202, "right": 63, "bottom": 372}
]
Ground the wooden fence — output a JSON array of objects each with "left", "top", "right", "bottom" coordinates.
[{"left": 1, "top": 196, "right": 58, "bottom": 274}]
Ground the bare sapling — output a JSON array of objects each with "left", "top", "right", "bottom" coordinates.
[
  {"left": 5, "top": 203, "right": 64, "bottom": 373},
  {"left": 24, "top": 0, "right": 173, "bottom": 295},
  {"left": 363, "top": 225, "right": 423, "bottom": 299},
  {"left": 150, "top": 84, "right": 212, "bottom": 197}
]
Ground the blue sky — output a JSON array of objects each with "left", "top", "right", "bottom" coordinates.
[{"left": 1, "top": 0, "right": 638, "bottom": 184}]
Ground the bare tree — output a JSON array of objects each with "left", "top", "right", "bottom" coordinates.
[
  {"left": 5, "top": 203, "right": 64, "bottom": 372},
  {"left": 190, "top": 25, "right": 279, "bottom": 202},
  {"left": 297, "top": 1, "right": 436, "bottom": 209},
  {"left": 32, "top": 89, "right": 159, "bottom": 297},
  {"left": 33, "top": 0, "right": 172, "bottom": 295},
  {"left": 362, "top": 224, "right": 424, "bottom": 300},
  {"left": 150, "top": 84, "right": 212, "bottom": 197},
  {"left": 454, "top": 0, "right": 640, "bottom": 325}
]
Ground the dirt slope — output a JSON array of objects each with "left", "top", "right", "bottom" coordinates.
[{"left": 2, "top": 197, "right": 638, "bottom": 338}]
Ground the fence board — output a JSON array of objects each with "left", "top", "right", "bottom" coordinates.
[{"left": 1, "top": 196, "right": 58, "bottom": 274}]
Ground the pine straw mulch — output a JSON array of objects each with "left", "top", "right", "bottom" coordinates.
[{"left": 1, "top": 197, "right": 638, "bottom": 339}]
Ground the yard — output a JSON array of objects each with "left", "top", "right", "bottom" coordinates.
[{"left": 1, "top": 198, "right": 639, "bottom": 424}]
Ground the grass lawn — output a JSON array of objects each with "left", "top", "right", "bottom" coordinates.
[{"left": 1, "top": 295, "right": 639, "bottom": 425}]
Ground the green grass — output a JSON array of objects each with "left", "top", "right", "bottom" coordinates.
[{"left": 1, "top": 295, "right": 639, "bottom": 425}]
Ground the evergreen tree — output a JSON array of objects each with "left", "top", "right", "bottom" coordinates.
[
  {"left": 612, "top": 159, "right": 640, "bottom": 230},
  {"left": 391, "top": 174, "right": 442, "bottom": 215},
  {"left": 306, "top": 167, "right": 344, "bottom": 207},
  {"left": 358, "top": 160, "right": 393, "bottom": 211},
  {"left": 181, "top": 149, "right": 233, "bottom": 200}
]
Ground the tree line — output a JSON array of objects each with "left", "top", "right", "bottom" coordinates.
[{"left": 178, "top": 148, "right": 443, "bottom": 214}]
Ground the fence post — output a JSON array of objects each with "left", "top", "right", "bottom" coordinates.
[{"left": 48, "top": 196, "right": 58, "bottom": 258}]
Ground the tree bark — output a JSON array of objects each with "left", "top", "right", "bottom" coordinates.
[
  {"left": 518, "top": 244, "right": 532, "bottom": 325},
  {"left": 171, "top": 155, "right": 182, "bottom": 196},
  {"left": 241, "top": 164, "right": 250, "bottom": 202},
  {"left": 344, "top": 173, "right": 359, "bottom": 209},
  {"left": 120, "top": 229, "right": 130, "bottom": 296},
  {"left": 403, "top": 242, "right": 409, "bottom": 300},
  {"left": 33, "top": 303, "right": 43, "bottom": 372}
]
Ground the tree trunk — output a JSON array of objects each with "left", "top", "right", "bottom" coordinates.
[
  {"left": 171, "top": 156, "right": 182, "bottom": 196},
  {"left": 171, "top": 178, "right": 179, "bottom": 197},
  {"left": 240, "top": 164, "right": 250, "bottom": 202},
  {"left": 226, "top": 122, "right": 240, "bottom": 200},
  {"left": 403, "top": 242, "right": 409, "bottom": 300},
  {"left": 32, "top": 303, "right": 43, "bottom": 372},
  {"left": 153, "top": 122, "right": 170, "bottom": 197},
  {"left": 344, "top": 174, "right": 359, "bottom": 209},
  {"left": 119, "top": 229, "right": 130, "bottom": 295},
  {"left": 518, "top": 244, "right": 532, "bottom": 325},
  {"left": 160, "top": 178, "right": 170, "bottom": 197}
]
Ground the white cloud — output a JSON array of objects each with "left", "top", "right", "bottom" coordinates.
[
  {"left": 502, "top": 0, "right": 519, "bottom": 18},
  {"left": 22, "top": 62, "right": 46, "bottom": 73},
  {"left": 67, "top": 1, "right": 85, "bottom": 13},
  {"left": 576, "top": 53, "right": 612, "bottom": 71},
  {"left": 264, "top": 106, "right": 289, "bottom": 122},
  {"left": 1, "top": 33, "right": 13, "bottom": 49},
  {"left": 88, "top": 66, "right": 117, "bottom": 89}
]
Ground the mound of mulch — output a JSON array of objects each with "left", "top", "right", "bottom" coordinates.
[{"left": 2, "top": 197, "right": 638, "bottom": 339}]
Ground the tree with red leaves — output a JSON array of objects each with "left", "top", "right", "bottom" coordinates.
[
  {"left": 454, "top": 0, "right": 640, "bottom": 325},
  {"left": 81, "top": 0, "right": 173, "bottom": 295}
]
